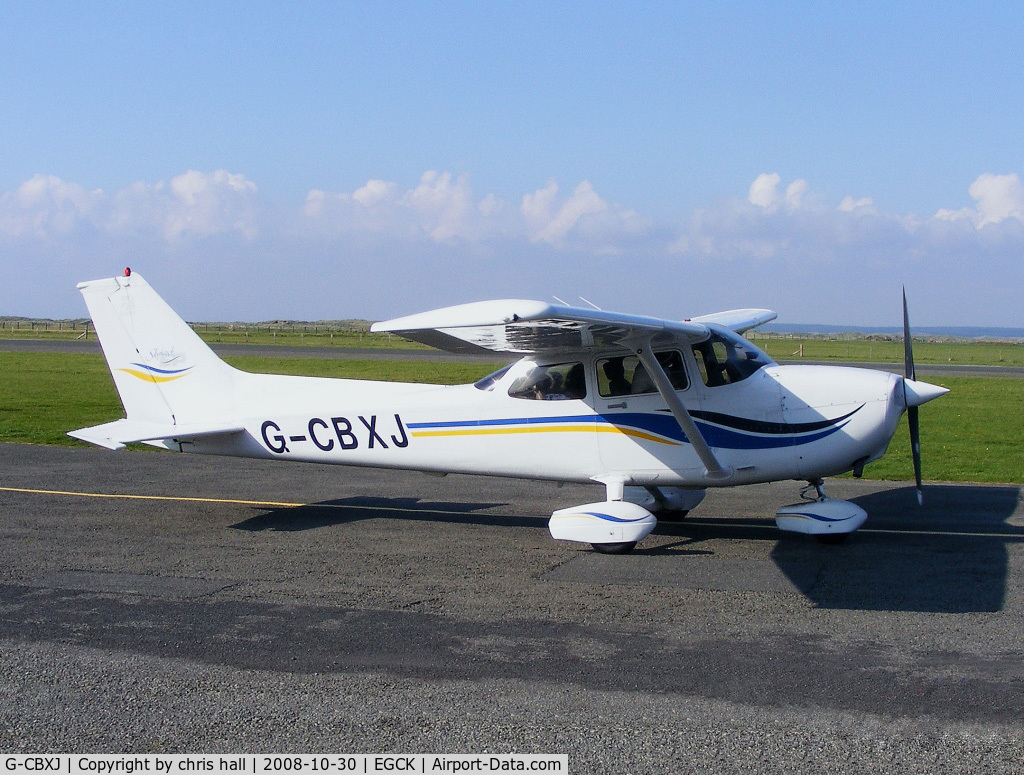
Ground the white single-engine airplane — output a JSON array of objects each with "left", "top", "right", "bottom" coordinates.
[{"left": 71, "top": 269, "right": 948, "bottom": 553}]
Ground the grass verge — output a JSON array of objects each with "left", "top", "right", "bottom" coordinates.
[{"left": 1, "top": 353, "right": 1019, "bottom": 484}]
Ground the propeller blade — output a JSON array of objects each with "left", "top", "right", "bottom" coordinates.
[
  {"left": 908, "top": 405, "right": 923, "bottom": 505},
  {"left": 903, "top": 288, "right": 923, "bottom": 504},
  {"left": 902, "top": 286, "right": 915, "bottom": 381}
]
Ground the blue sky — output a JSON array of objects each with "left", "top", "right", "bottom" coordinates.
[{"left": 2, "top": 1, "right": 1022, "bottom": 326}]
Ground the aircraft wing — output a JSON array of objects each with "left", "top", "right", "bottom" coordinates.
[
  {"left": 68, "top": 419, "right": 245, "bottom": 450},
  {"left": 688, "top": 308, "right": 777, "bottom": 334},
  {"left": 371, "top": 299, "right": 713, "bottom": 355}
]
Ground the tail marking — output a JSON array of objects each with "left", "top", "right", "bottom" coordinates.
[{"left": 117, "top": 363, "right": 195, "bottom": 383}]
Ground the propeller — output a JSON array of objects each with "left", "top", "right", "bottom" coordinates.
[{"left": 902, "top": 288, "right": 923, "bottom": 505}]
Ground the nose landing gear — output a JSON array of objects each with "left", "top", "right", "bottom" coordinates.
[{"left": 775, "top": 479, "right": 867, "bottom": 543}]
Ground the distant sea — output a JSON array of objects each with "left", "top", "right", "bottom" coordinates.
[{"left": 763, "top": 323, "right": 1024, "bottom": 339}]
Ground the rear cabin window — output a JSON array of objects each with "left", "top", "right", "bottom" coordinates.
[
  {"left": 597, "top": 351, "right": 688, "bottom": 397},
  {"left": 691, "top": 330, "right": 774, "bottom": 387},
  {"left": 508, "top": 362, "right": 587, "bottom": 400}
]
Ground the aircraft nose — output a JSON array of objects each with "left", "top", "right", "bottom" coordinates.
[{"left": 902, "top": 377, "right": 949, "bottom": 408}]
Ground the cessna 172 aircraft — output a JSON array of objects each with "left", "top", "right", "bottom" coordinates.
[{"left": 70, "top": 269, "right": 948, "bottom": 553}]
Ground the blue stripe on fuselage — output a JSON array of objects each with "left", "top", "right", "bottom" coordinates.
[{"left": 407, "top": 407, "right": 859, "bottom": 450}]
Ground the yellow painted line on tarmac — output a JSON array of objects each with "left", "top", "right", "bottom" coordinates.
[
  {"left": 3, "top": 487, "right": 1020, "bottom": 536},
  {"left": 657, "top": 518, "right": 1024, "bottom": 540},
  {"left": 862, "top": 527, "right": 1024, "bottom": 539},
  {"left": 0, "top": 485, "right": 303, "bottom": 509},
  {"left": 0, "top": 486, "right": 506, "bottom": 518}
]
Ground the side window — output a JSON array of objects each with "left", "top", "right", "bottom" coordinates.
[
  {"left": 597, "top": 351, "right": 687, "bottom": 397},
  {"left": 692, "top": 331, "right": 773, "bottom": 387},
  {"left": 508, "top": 362, "right": 587, "bottom": 400},
  {"left": 692, "top": 339, "right": 731, "bottom": 387}
]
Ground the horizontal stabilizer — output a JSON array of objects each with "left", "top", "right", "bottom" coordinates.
[{"left": 68, "top": 419, "right": 245, "bottom": 451}]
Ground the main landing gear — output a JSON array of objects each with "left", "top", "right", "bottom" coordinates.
[
  {"left": 547, "top": 484, "right": 707, "bottom": 555},
  {"left": 775, "top": 479, "right": 867, "bottom": 544}
]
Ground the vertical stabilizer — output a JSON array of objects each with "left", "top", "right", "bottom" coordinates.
[{"left": 77, "top": 272, "right": 238, "bottom": 426}]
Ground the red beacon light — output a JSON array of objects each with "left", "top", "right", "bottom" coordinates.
[{"left": 123, "top": 267, "right": 131, "bottom": 277}]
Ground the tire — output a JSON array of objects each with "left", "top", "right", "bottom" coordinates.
[
  {"left": 591, "top": 541, "right": 637, "bottom": 555},
  {"left": 816, "top": 533, "right": 849, "bottom": 545}
]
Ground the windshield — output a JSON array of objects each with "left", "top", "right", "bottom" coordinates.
[
  {"left": 473, "top": 364, "right": 513, "bottom": 391},
  {"left": 691, "top": 329, "right": 774, "bottom": 387}
]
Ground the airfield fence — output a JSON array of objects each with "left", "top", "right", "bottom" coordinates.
[
  {"left": 0, "top": 317, "right": 413, "bottom": 348},
  {"left": 0, "top": 319, "right": 373, "bottom": 333},
  {"left": 2, "top": 318, "right": 1021, "bottom": 362},
  {"left": 7, "top": 319, "right": 1020, "bottom": 340}
]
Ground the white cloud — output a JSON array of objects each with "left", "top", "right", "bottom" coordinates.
[
  {"left": 399, "top": 171, "right": 476, "bottom": 241},
  {"left": 478, "top": 192, "right": 503, "bottom": 218},
  {"left": 352, "top": 179, "right": 396, "bottom": 207},
  {"left": 298, "top": 173, "right": 647, "bottom": 250},
  {"left": 747, "top": 173, "right": 810, "bottom": 212},
  {"left": 748, "top": 173, "right": 781, "bottom": 210},
  {"left": 785, "top": 179, "right": 809, "bottom": 210},
  {"left": 524, "top": 180, "right": 607, "bottom": 244},
  {"left": 971, "top": 173, "right": 1024, "bottom": 226},
  {"left": 302, "top": 172, "right": 493, "bottom": 241},
  {"left": 161, "top": 170, "right": 260, "bottom": 239},
  {"left": 674, "top": 175, "right": 920, "bottom": 264},
  {"left": 521, "top": 179, "right": 649, "bottom": 250},
  {"left": 0, "top": 175, "right": 104, "bottom": 237},
  {"left": 838, "top": 195, "right": 876, "bottom": 213},
  {"left": 2, "top": 169, "right": 1023, "bottom": 326},
  {"left": 935, "top": 173, "right": 1024, "bottom": 227},
  {"left": 0, "top": 170, "right": 261, "bottom": 241}
]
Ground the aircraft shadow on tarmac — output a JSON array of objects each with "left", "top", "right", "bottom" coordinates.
[
  {"left": 232, "top": 485, "right": 1022, "bottom": 615},
  {"left": 647, "top": 484, "right": 1022, "bottom": 613},
  {"left": 231, "top": 496, "right": 523, "bottom": 532},
  {"left": 771, "top": 484, "right": 1021, "bottom": 614}
]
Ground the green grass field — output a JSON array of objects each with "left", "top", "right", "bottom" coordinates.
[
  {"left": 750, "top": 335, "right": 1024, "bottom": 368},
  {"left": 0, "top": 352, "right": 503, "bottom": 447},
  {"left": 1, "top": 351, "right": 1020, "bottom": 484},
  {"left": 0, "top": 322, "right": 429, "bottom": 350}
]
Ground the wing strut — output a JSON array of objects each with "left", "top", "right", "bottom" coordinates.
[{"left": 631, "top": 339, "right": 732, "bottom": 481}]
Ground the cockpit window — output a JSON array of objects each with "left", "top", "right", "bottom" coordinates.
[
  {"left": 473, "top": 364, "right": 513, "bottom": 391},
  {"left": 508, "top": 362, "right": 587, "bottom": 400},
  {"left": 691, "top": 329, "right": 774, "bottom": 387},
  {"left": 597, "top": 351, "right": 688, "bottom": 397}
]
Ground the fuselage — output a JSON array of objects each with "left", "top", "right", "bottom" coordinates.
[{"left": 182, "top": 345, "right": 907, "bottom": 490}]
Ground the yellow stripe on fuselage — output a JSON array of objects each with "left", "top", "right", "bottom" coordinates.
[
  {"left": 117, "top": 368, "right": 189, "bottom": 384},
  {"left": 410, "top": 424, "right": 679, "bottom": 445}
]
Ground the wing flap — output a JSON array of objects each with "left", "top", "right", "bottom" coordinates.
[{"left": 68, "top": 419, "right": 245, "bottom": 450}]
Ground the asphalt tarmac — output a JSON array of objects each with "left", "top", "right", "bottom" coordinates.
[{"left": 1, "top": 443, "right": 1023, "bottom": 770}]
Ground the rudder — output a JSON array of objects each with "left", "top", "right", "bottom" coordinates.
[{"left": 77, "top": 271, "right": 238, "bottom": 426}]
